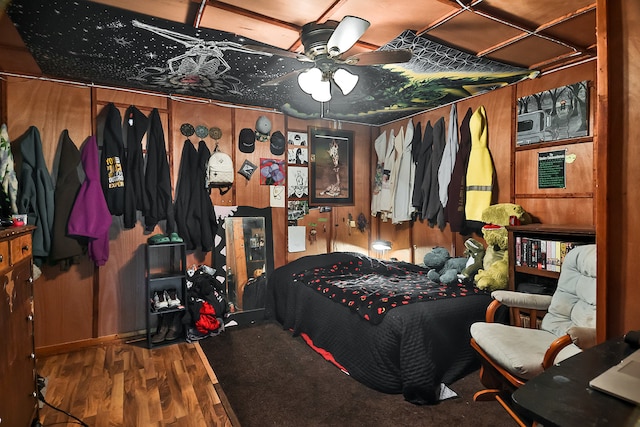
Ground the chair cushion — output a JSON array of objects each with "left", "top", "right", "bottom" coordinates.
[
  {"left": 470, "top": 322, "right": 582, "bottom": 380},
  {"left": 541, "top": 244, "right": 596, "bottom": 337}
]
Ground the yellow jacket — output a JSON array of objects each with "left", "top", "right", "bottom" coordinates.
[{"left": 465, "top": 106, "right": 494, "bottom": 221}]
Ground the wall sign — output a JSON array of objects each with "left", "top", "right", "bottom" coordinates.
[{"left": 538, "top": 150, "right": 566, "bottom": 189}]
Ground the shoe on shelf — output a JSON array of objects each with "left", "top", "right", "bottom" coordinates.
[
  {"left": 153, "top": 290, "right": 168, "bottom": 310},
  {"left": 147, "top": 234, "right": 170, "bottom": 245},
  {"left": 151, "top": 313, "right": 171, "bottom": 343},
  {"left": 166, "top": 288, "right": 181, "bottom": 307},
  {"left": 165, "top": 311, "right": 183, "bottom": 341},
  {"left": 169, "top": 232, "right": 184, "bottom": 243}
]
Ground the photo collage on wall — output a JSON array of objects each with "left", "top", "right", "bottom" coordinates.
[{"left": 287, "top": 131, "right": 309, "bottom": 224}]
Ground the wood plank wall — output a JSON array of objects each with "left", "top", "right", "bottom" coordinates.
[
  {"left": 2, "top": 59, "right": 600, "bottom": 349},
  {"left": 376, "top": 62, "right": 595, "bottom": 265},
  {"left": 2, "top": 76, "right": 371, "bottom": 349}
]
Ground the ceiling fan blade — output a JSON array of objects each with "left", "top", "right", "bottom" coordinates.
[
  {"left": 243, "top": 44, "right": 312, "bottom": 62},
  {"left": 344, "top": 49, "right": 413, "bottom": 66},
  {"left": 260, "top": 68, "right": 307, "bottom": 86},
  {"left": 326, "top": 16, "right": 370, "bottom": 57}
]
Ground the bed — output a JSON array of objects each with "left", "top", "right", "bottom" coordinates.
[{"left": 265, "top": 252, "right": 495, "bottom": 405}]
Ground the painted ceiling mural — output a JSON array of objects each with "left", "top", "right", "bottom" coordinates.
[{"left": 7, "top": 0, "right": 539, "bottom": 125}]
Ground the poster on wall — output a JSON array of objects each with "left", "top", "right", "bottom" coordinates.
[
  {"left": 538, "top": 149, "right": 566, "bottom": 189},
  {"left": 309, "top": 127, "right": 354, "bottom": 206},
  {"left": 516, "top": 81, "right": 589, "bottom": 146}
]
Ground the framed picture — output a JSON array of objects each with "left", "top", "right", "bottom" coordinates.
[
  {"left": 287, "top": 130, "right": 308, "bottom": 146},
  {"left": 288, "top": 146, "right": 308, "bottom": 165},
  {"left": 287, "top": 166, "right": 309, "bottom": 199},
  {"left": 516, "top": 80, "right": 589, "bottom": 146},
  {"left": 309, "top": 127, "right": 354, "bottom": 205}
]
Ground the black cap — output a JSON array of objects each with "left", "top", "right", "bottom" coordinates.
[
  {"left": 270, "top": 130, "right": 285, "bottom": 155},
  {"left": 239, "top": 128, "right": 255, "bottom": 153}
]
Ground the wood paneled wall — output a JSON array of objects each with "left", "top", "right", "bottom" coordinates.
[
  {"left": 2, "top": 55, "right": 606, "bottom": 349},
  {"left": 2, "top": 76, "right": 372, "bottom": 349},
  {"left": 596, "top": 0, "right": 640, "bottom": 339},
  {"left": 375, "top": 62, "right": 596, "bottom": 265}
]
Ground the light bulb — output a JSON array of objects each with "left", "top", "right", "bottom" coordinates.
[
  {"left": 333, "top": 68, "right": 359, "bottom": 95},
  {"left": 311, "top": 79, "right": 331, "bottom": 102},
  {"left": 297, "top": 67, "right": 322, "bottom": 94}
]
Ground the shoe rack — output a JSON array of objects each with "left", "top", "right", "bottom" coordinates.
[{"left": 145, "top": 242, "right": 187, "bottom": 348}]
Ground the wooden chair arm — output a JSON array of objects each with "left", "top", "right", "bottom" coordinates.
[
  {"left": 542, "top": 334, "right": 573, "bottom": 370},
  {"left": 485, "top": 299, "right": 503, "bottom": 323}
]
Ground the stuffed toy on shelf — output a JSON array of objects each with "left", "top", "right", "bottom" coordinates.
[{"left": 473, "top": 203, "right": 531, "bottom": 291}]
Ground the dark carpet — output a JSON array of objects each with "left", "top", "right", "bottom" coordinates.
[{"left": 199, "top": 320, "right": 517, "bottom": 427}]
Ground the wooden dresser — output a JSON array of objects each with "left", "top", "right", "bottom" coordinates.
[{"left": 0, "top": 226, "right": 36, "bottom": 426}]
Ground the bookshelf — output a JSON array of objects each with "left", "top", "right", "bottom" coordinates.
[{"left": 506, "top": 224, "right": 595, "bottom": 328}]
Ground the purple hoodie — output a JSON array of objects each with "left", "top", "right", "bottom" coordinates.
[{"left": 68, "top": 136, "right": 112, "bottom": 266}]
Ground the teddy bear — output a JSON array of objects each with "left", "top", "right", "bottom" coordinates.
[
  {"left": 481, "top": 202, "right": 532, "bottom": 227},
  {"left": 422, "top": 247, "right": 469, "bottom": 285},
  {"left": 473, "top": 203, "right": 531, "bottom": 291},
  {"left": 474, "top": 224, "right": 509, "bottom": 290}
]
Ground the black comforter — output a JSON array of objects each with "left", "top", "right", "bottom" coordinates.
[{"left": 265, "top": 252, "right": 493, "bottom": 405}]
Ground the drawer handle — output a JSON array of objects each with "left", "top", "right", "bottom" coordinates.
[
  {"left": 22, "top": 245, "right": 30, "bottom": 252},
  {"left": 0, "top": 254, "right": 3, "bottom": 262}
]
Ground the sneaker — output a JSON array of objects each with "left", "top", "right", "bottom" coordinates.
[
  {"left": 166, "top": 289, "right": 181, "bottom": 307},
  {"left": 153, "top": 291, "right": 168, "bottom": 310}
]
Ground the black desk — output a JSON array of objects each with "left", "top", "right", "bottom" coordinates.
[{"left": 512, "top": 338, "right": 640, "bottom": 426}]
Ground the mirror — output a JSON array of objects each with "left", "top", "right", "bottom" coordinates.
[{"left": 224, "top": 216, "right": 267, "bottom": 314}]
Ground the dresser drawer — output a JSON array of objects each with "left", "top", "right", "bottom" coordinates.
[
  {"left": 0, "top": 241, "right": 8, "bottom": 272},
  {"left": 10, "top": 233, "right": 32, "bottom": 265}
]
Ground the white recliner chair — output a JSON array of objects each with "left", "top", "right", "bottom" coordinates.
[{"left": 470, "top": 244, "right": 597, "bottom": 424}]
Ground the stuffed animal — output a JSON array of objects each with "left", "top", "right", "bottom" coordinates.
[
  {"left": 423, "top": 247, "right": 469, "bottom": 285},
  {"left": 474, "top": 224, "right": 509, "bottom": 290},
  {"left": 458, "top": 238, "right": 485, "bottom": 281},
  {"left": 481, "top": 202, "right": 531, "bottom": 227}
]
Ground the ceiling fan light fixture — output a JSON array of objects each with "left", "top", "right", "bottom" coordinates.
[
  {"left": 311, "top": 79, "right": 331, "bottom": 102},
  {"left": 298, "top": 67, "right": 323, "bottom": 94},
  {"left": 333, "top": 68, "right": 359, "bottom": 95}
]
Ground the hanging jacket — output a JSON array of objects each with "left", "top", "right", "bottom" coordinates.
[
  {"left": 422, "top": 117, "right": 445, "bottom": 227},
  {"left": 465, "top": 106, "right": 494, "bottom": 222},
  {"left": 197, "top": 140, "right": 216, "bottom": 252},
  {"left": 50, "top": 130, "right": 85, "bottom": 268},
  {"left": 438, "top": 104, "right": 458, "bottom": 210},
  {"left": 370, "top": 131, "right": 387, "bottom": 217},
  {"left": 378, "top": 129, "right": 396, "bottom": 219},
  {"left": 412, "top": 121, "right": 432, "bottom": 214},
  {"left": 0, "top": 124, "right": 18, "bottom": 215},
  {"left": 122, "top": 105, "right": 148, "bottom": 228},
  {"left": 392, "top": 119, "right": 414, "bottom": 224},
  {"left": 97, "top": 103, "right": 126, "bottom": 216},
  {"left": 144, "top": 108, "right": 175, "bottom": 233},
  {"left": 68, "top": 136, "right": 112, "bottom": 266},
  {"left": 174, "top": 139, "right": 200, "bottom": 250},
  {"left": 447, "top": 107, "right": 473, "bottom": 233},
  {"left": 15, "top": 126, "right": 55, "bottom": 266}
]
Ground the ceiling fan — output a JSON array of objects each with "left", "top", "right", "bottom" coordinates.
[{"left": 245, "top": 16, "right": 412, "bottom": 102}]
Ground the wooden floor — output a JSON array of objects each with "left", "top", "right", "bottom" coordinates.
[{"left": 35, "top": 340, "right": 236, "bottom": 427}]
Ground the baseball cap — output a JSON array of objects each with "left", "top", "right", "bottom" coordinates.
[
  {"left": 270, "top": 131, "right": 285, "bottom": 155},
  {"left": 239, "top": 128, "right": 256, "bottom": 153}
]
